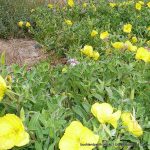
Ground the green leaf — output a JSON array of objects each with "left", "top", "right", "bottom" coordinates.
[
  {"left": 0, "top": 51, "right": 5, "bottom": 65},
  {"left": 28, "top": 113, "right": 40, "bottom": 130},
  {"left": 20, "top": 107, "right": 25, "bottom": 122}
]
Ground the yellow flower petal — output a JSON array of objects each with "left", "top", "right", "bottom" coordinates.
[
  {"left": 128, "top": 121, "right": 143, "bottom": 137},
  {"left": 135, "top": 3, "right": 142, "bottom": 10},
  {"left": 15, "top": 132, "right": 30, "bottom": 147},
  {"left": 0, "top": 75, "right": 7, "bottom": 101},
  {"left": 82, "top": 3, "right": 87, "bottom": 8},
  {"left": 131, "top": 37, "right": 138, "bottom": 43},
  {"left": 92, "top": 51, "right": 100, "bottom": 60},
  {"left": 65, "top": 19, "right": 73, "bottom": 26},
  {"left": 109, "top": 110, "right": 121, "bottom": 128},
  {"left": 138, "top": 1, "right": 144, "bottom": 5},
  {"left": 135, "top": 47, "right": 150, "bottom": 62},
  {"left": 68, "top": 0, "right": 74, "bottom": 7},
  {"left": 121, "top": 112, "right": 132, "bottom": 126},
  {"left": 91, "top": 30, "right": 98, "bottom": 37},
  {"left": 81, "top": 45, "right": 94, "bottom": 57},
  {"left": 109, "top": 3, "right": 117, "bottom": 8},
  {"left": 64, "top": 121, "right": 83, "bottom": 139},
  {"left": 123, "top": 24, "right": 132, "bottom": 33},
  {"left": 121, "top": 112, "right": 143, "bottom": 137},
  {"left": 80, "top": 127, "right": 99, "bottom": 150},
  {"left": 26, "top": 22, "right": 31, "bottom": 28},
  {"left": 112, "top": 42, "right": 124, "bottom": 49},
  {"left": 18, "top": 21, "right": 23, "bottom": 27},
  {"left": 48, "top": 4, "right": 53, "bottom": 9},
  {"left": 100, "top": 31, "right": 109, "bottom": 40},
  {"left": 125, "top": 41, "right": 137, "bottom": 51},
  {"left": 59, "top": 121, "right": 99, "bottom": 150},
  {"left": 59, "top": 135, "right": 80, "bottom": 150},
  {"left": 91, "top": 103, "right": 113, "bottom": 124},
  {"left": 0, "top": 114, "right": 29, "bottom": 149},
  {"left": 0, "top": 119, "right": 16, "bottom": 149},
  {"left": 91, "top": 103, "right": 121, "bottom": 128}
]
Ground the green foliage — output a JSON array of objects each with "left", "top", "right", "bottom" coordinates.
[
  {"left": 1, "top": 54, "right": 150, "bottom": 149},
  {"left": 0, "top": 0, "right": 45, "bottom": 38},
  {"left": 30, "top": 0, "right": 150, "bottom": 53}
]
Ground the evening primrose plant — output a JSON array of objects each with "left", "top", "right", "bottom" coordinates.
[
  {"left": 1, "top": 51, "right": 150, "bottom": 149},
  {"left": 30, "top": 0, "right": 150, "bottom": 54}
]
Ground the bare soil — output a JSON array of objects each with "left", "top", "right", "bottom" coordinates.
[{"left": 0, "top": 39, "right": 48, "bottom": 67}]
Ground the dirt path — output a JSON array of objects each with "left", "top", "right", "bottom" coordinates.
[{"left": 0, "top": 39, "right": 48, "bottom": 67}]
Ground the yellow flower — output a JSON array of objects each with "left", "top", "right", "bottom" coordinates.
[
  {"left": 100, "top": 31, "right": 109, "bottom": 40},
  {"left": 80, "top": 127, "right": 99, "bottom": 149},
  {"left": 48, "top": 4, "right": 53, "bottom": 9},
  {"left": 26, "top": 22, "right": 31, "bottom": 28},
  {"left": 147, "top": 26, "right": 150, "bottom": 31},
  {"left": 109, "top": 3, "right": 117, "bottom": 8},
  {"left": 141, "top": 54, "right": 150, "bottom": 63},
  {"left": 147, "top": 2, "right": 150, "bottom": 7},
  {"left": 0, "top": 75, "right": 7, "bottom": 101},
  {"left": 135, "top": 47, "right": 146, "bottom": 60},
  {"left": 131, "top": 36, "right": 138, "bottom": 43},
  {"left": 65, "top": 19, "right": 73, "bottom": 26},
  {"left": 62, "top": 67, "right": 68, "bottom": 73},
  {"left": 81, "top": 45, "right": 94, "bottom": 57},
  {"left": 64, "top": 121, "right": 83, "bottom": 139},
  {"left": 91, "top": 30, "right": 98, "bottom": 37},
  {"left": 59, "top": 135, "right": 79, "bottom": 150},
  {"left": 135, "top": 3, "right": 142, "bottom": 10},
  {"left": 92, "top": 51, "right": 100, "bottom": 60},
  {"left": 81, "top": 46, "right": 100, "bottom": 60},
  {"left": 31, "top": 9, "right": 35, "bottom": 13},
  {"left": 112, "top": 42, "right": 124, "bottom": 49},
  {"left": 0, "top": 114, "right": 29, "bottom": 149},
  {"left": 125, "top": 41, "right": 137, "bottom": 51},
  {"left": 138, "top": 1, "right": 144, "bottom": 5},
  {"left": 129, "top": 45, "right": 137, "bottom": 52},
  {"left": 135, "top": 47, "right": 150, "bottom": 62},
  {"left": 59, "top": 121, "right": 99, "bottom": 150},
  {"left": 68, "top": 0, "right": 74, "bottom": 7},
  {"left": 82, "top": 3, "right": 87, "bottom": 8},
  {"left": 123, "top": 24, "right": 132, "bottom": 33},
  {"left": 91, "top": 103, "right": 121, "bottom": 128},
  {"left": 18, "top": 21, "right": 23, "bottom": 27},
  {"left": 121, "top": 112, "right": 143, "bottom": 137},
  {"left": 147, "top": 40, "right": 150, "bottom": 45}
]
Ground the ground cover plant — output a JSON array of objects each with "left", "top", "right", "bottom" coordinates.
[
  {"left": 0, "top": 0, "right": 48, "bottom": 38},
  {"left": 0, "top": 0, "right": 150, "bottom": 150}
]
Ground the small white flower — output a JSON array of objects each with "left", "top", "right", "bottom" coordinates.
[{"left": 67, "top": 58, "right": 79, "bottom": 66}]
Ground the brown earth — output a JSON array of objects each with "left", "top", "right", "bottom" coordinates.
[
  {"left": 0, "top": 38, "right": 67, "bottom": 68},
  {"left": 0, "top": 39, "right": 48, "bottom": 67}
]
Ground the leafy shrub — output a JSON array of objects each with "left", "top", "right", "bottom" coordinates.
[
  {"left": 30, "top": 0, "right": 150, "bottom": 53},
  {"left": 0, "top": 0, "right": 46, "bottom": 38},
  {"left": 1, "top": 52, "right": 150, "bottom": 149}
]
